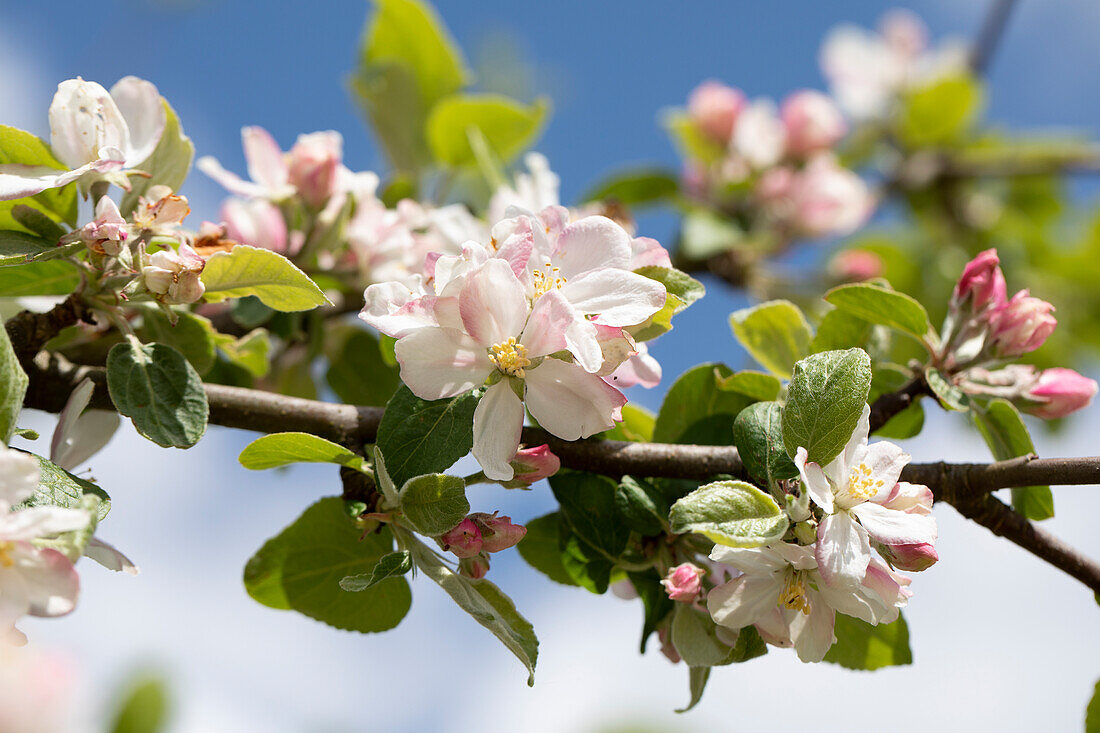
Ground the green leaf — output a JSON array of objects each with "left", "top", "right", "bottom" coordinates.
[
  {"left": 0, "top": 259, "right": 80, "bottom": 296},
  {"left": 582, "top": 168, "right": 679, "bottom": 207},
  {"left": 615, "top": 476, "right": 668, "bottom": 536},
  {"left": 200, "top": 245, "right": 329, "bottom": 311},
  {"left": 715, "top": 370, "right": 781, "bottom": 402},
  {"left": 375, "top": 384, "right": 480, "bottom": 487},
  {"left": 665, "top": 112, "right": 727, "bottom": 165},
  {"left": 0, "top": 125, "right": 77, "bottom": 230},
  {"left": 18, "top": 453, "right": 111, "bottom": 521},
  {"left": 426, "top": 93, "right": 548, "bottom": 167},
  {"left": 734, "top": 401, "right": 798, "bottom": 488},
  {"left": 600, "top": 403, "right": 655, "bottom": 442},
  {"left": 138, "top": 308, "right": 217, "bottom": 376},
  {"left": 810, "top": 308, "right": 874, "bottom": 354},
  {"left": 677, "top": 666, "right": 711, "bottom": 714},
  {"left": 972, "top": 399, "right": 1053, "bottom": 520},
  {"left": 109, "top": 675, "right": 170, "bottom": 733},
  {"left": 899, "top": 73, "right": 983, "bottom": 147},
  {"left": 214, "top": 328, "right": 270, "bottom": 378},
  {"left": 629, "top": 571, "right": 674, "bottom": 653},
  {"left": 629, "top": 266, "right": 705, "bottom": 342},
  {"left": 351, "top": 63, "right": 434, "bottom": 173},
  {"left": 823, "top": 613, "right": 912, "bottom": 670},
  {"left": 654, "top": 363, "right": 751, "bottom": 445},
  {"left": 339, "top": 550, "right": 413, "bottom": 591},
  {"left": 0, "top": 229, "right": 56, "bottom": 266},
  {"left": 669, "top": 480, "right": 789, "bottom": 547},
  {"left": 0, "top": 315, "right": 28, "bottom": 443},
  {"left": 398, "top": 473, "right": 469, "bottom": 535},
  {"left": 824, "top": 283, "right": 932, "bottom": 345},
  {"left": 244, "top": 498, "right": 411, "bottom": 631},
  {"left": 550, "top": 471, "right": 630, "bottom": 560},
  {"left": 119, "top": 98, "right": 194, "bottom": 216},
  {"left": 679, "top": 209, "right": 742, "bottom": 262},
  {"left": 874, "top": 400, "right": 925, "bottom": 440},
  {"left": 239, "top": 432, "right": 367, "bottom": 472},
  {"left": 516, "top": 512, "right": 577, "bottom": 587},
  {"left": 782, "top": 348, "right": 872, "bottom": 466},
  {"left": 730, "top": 300, "right": 813, "bottom": 379},
  {"left": 106, "top": 338, "right": 208, "bottom": 449},
  {"left": 406, "top": 534, "right": 538, "bottom": 685},
  {"left": 11, "top": 204, "right": 66, "bottom": 241},
  {"left": 1086, "top": 678, "right": 1100, "bottom": 733},
  {"left": 925, "top": 367, "right": 969, "bottom": 411},
  {"left": 559, "top": 532, "right": 613, "bottom": 594},
  {"left": 671, "top": 604, "right": 738, "bottom": 667},
  {"left": 324, "top": 325, "right": 401, "bottom": 407}
]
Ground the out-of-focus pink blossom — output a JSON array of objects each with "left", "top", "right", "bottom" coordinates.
[
  {"left": 788, "top": 155, "right": 874, "bottom": 237},
  {"left": 509, "top": 445, "right": 560, "bottom": 484},
  {"left": 661, "top": 563, "right": 705, "bottom": 602},
  {"left": 829, "top": 249, "right": 884, "bottom": 282},
  {"left": 439, "top": 518, "right": 483, "bottom": 558},
  {"left": 1021, "top": 368, "right": 1098, "bottom": 420},
  {"left": 989, "top": 290, "right": 1057, "bottom": 357},
  {"left": 0, "top": 645, "right": 77, "bottom": 732},
  {"left": 688, "top": 81, "right": 745, "bottom": 144},
  {"left": 286, "top": 131, "right": 342, "bottom": 207},
  {"left": 781, "top": 90, "right": 847, "bottom": 156},
  {"left": 221, "top": 198, "right": 291, "bottom": 254},
  {"left": 953, "top": 248, "right": 1006, "bottom": 311},
  {"left": 472, "top": 514, "right": 527, "bottom": 553}
]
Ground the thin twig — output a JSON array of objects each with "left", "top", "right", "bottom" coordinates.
[{"left": 970, "top": 0, "right": 1020, "bottom": 75}]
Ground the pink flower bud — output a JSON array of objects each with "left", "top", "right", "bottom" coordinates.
[
  {"left": 287, "top": 131, "right": 342, "bottom": 207},
  {"left": 458, "top": 555, "right": 490, "bottom": 580},
  {"left": 781, "top": 90, "right": 847, "bottom": 156},
  {"left": 954, "top": 248, "right": 1006, "bottom": 311},
  {"left": 72, "top": 197, "right": 128, "bottom": 256},
  {"left": 687, "top": 81, "right": 745, "bottom": 144},
  {"left": 1021, "top": 368, "right": 1098, "bottom": 419},
  {"left": 509, "top": 445, "right": 560, "bottom": 484},
  {"left": 788, "top": 155, "right": 874, "bottom": 237},
  {"left": 471, "top": 513, "right": 527, "bottom": 554},
  {"left": 142, "top": 244, "right": 206, "bottom": 304},
  {"left": 660, "top": 563, "right": 704, "bottom": 603},
  {"left": 989, "top": 290, "right": 1057, "bottom": 357},
  {"left": 875, "top": 541, "right": 939, "bottom": 572},
  {"left": 828, "top": 249, "right": 883, "bottom": 282},
  {"left": 221, "top": 198, "right": 291, "bottom": 254},
  {"left": 439, "top": 518, "right": 482, "bottom": 558}
]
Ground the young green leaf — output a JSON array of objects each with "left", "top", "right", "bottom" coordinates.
[
  {"left": 653, "top": 363, "right": 752, "bottom": 445},
  {"left": 582, "top": 168, "right": 679, "bottom": 207},
  {"left": 733, "top": 401, "right": 799, "bottom": 488},
  {"left": 0, "top": 315, "right": 28, "bottom": 443},
  {"left": 426, "top": 94, "right": 548, "bottom": 167},
  {"left": 925, "top": 367, "right": 969, "bottom": 411},
  {"left": 671, "top": 604, "right": 738, "bottom": 667},
  {"left": 0, "top": 229, "right": 56, "bottom": 266},
  {"left": 824, "top": 283, "right": 933, "bottom": 345},
  {"left": 0, "top": 125, "right": 77, "bottom": 230},
  {"left": 340, "top": 551, "right": 413, "bottom": 591},
  {"left": 214, "top": 329, "right": 271, "bottom": 378},
  {"left": 239, "top": 432, "right": 368, "bottom": 472},
  {"left": 679, "top": 208, "right": 742, "bottom": 262},
  {"left": 138, "top": 307, "right": 217, "bottom": 376},
  {"left": 677, "top": 666, "right": 711, "bottom": 714},
  {"left": 628, "top": 266, "right": 705, "bottom": 342},
  {"left": 515, "top": 512, "right": 577, "bottom": 587},
  {"left": 0, "top": 259, "right": 80, "bottom": 296},
  {"left": 810, "top": 308, "right": 874, "bottom": 354},
  {"left": 615, "top": 476, "right": 668, "bottom": 536},
  {"left": 599, "top": 403, "right": 656, "bottom": 442},
  {"left": 729, "top": 300, "right": 813, "bottom": 379},
  {"left": 782, "top": 348, "right": 872, "bottom": 466},
  {"left": 899, "top": 73, "right": 982, "bottom": 147},
  {"left": 669, "top": 480, "right": 789, "bottom": 548},
  {"left": 823, "top": 613, "right": 912, "bottom": 670},
  {"left": 106, "top": 338, "right": 208, "bottom": 449},
  {"left": 715, "top": 370, "right": 782, "bottom": 402},
  {"left": 324, "top": 325, "right": 401, "bottom": 407},
  {"left": 17, "top": 453, "right": 111, "bottom": 521},
  {"left": 972, "top": 399, "right": 1054, "bottom": 520},
  {"left": 376, "top": 385, "right": 480, "bottom": 487},
  {"left": 550, "top": 471, "right": 630, "bottom": 561},
  {"left": 108, "top": 674, "right": 170, "bottom": 733},
  {"left": 398, "top": 473, "right": 469, "bottom": 536},
  {"left": 628, "top": 571, "right": 674, "bottom": 654},
  {"left": 200, "top": 245, "right": 330, "bottom": 312}
]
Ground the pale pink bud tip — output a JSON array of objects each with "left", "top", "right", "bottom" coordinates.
[
  {"left": 989, "top": 290, "right": 1057, "bottom": 357},
  {"left": 781, "top": 90, "right": 847, "bottom": 156},
  {"left": 458, "top": 555, "right": 490, "bottom": 580},
  {"left": 876, "top": 541, "right": 939, "bottom": 572},
  {"left": 660, "top": 563, "right": 704, "bottom": 602},
  {"left": 509, "top": 445, "right": 561, "bottom": 484},
  {"left": 439, "top": 518, "right": 483, "bottom": 558},
  {"left": 955, "top": 248, "right": 1006, "bottom": 310},
  {"left": 1022, "top": 368, "right": 1098, "bottom": 420},
  {"left": 287, "top": 131, "right": 342, "bottom": 207},
  {"left": 687, "top": 81, "right": 746, "bottom": 144},
  {"left": 471, "top": 513, "right": 527, "bottom": 554}
]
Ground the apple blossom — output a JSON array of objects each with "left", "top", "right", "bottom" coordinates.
[
  {"left": 828, "top": 249, "right": 884, "bottom": 282},
  {"left": 780, "top": 90, "right": 847, "bottom": 156},
  {"left": 142, "top": 243, "right": 206, "bottom": 305},
  {"left": 794, "top": 405, "right": 937, "bottom": 589},
  {"left": 509, "top": 445, "right": 560, "bottom": 484},
  {"left": 661, "top": 563, "right": 705, "bottom": 602},
  {"left": 953, "top": 248, "right": 1007, "bottom": 312},
  {"left": 440, "top": 518, "right": 482, "bottom": 558},
  {"left": 197, "top": 126, "right": 296, "bottom": 201},
  {"left": 0, "top": 77, "right": 165, "bottom": 200},
  {"left": 49, "top": 379, "right": 119, "bottom": 474},
  {"left": 471, "top": 513, "right": 527, "bottom": 553},
  {"left": 732, "top": 99, "right": 787, "bottom": 169},
  {"left": 989, "top": 290, "right": 1057, "bottom": 358},
  {"left": 688, "top": 81, "right": 746, "bottom": 144},
  {"left": 285, "top": 131, "right": 342, "bottom": 207},
  {"left": 221, "top": 197, "right": 291, "bottom": 254},
  {"left": 488, "top": 152, "right": 561, "bottom": 225},
  {"left": 1021, "top": 368, "right": 1099, "bottom": 420},
  {"left": 786, "top": 154, "right": 874, "bottom": 237},
  {"left": 130, "top": 185, "right": 191, "bottom": 236},
  {"left": 0, "top": 645, "right": 77, "bottom": 732},
  {"left": 60, "top": 197, "right": 128, "bottom": 257}
]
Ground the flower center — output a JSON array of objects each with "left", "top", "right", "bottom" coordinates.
[
  {"left": 532, "top": 260, "right": 566, "bottom": 298},
  {"left": 777, "top": 570, "right": 811, "bottom": 615},
  {"left": 488, "top": 338, "right": 531, "bottom": 377},
  {"left": 845, "top": 462, "right": 884, "bottom": 503},
  {"left": 0, "top": 541, "right": 15, "bottom": 569}
]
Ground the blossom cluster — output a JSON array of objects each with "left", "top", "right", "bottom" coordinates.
[
  {"left": 679, "top": 81, "right": 874, "bottom": 240},
  {"left": 361, "top": 204, "right": 671, "bottom": 481},
  {"left": 941, "top": 249, "right": 1097, "bottom": 419}
]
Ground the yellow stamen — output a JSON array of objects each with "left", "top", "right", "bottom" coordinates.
[
  {"left": 778, "top": 571, "right": 811, "bottom": 615},
  {"left": 0, "top": 541, "right": 15, "bottom": 569},
  {"left": 488, "top": 338, "right": 532, "bottom": 377},
  {"left": 532, "top": 260, "right": 567, "bottom": 298},
  {"left": 845, "top": 461, "right": 881, "bottom": 502}
]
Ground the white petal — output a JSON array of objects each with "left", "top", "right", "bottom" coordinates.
[
  {"left": 83, "top": 537, "right": 139, "bottom": 575},
  {"left": 552, "top": 216, "right": 632, "bottom": 279},
  {"left": 707, "top": 575, "right": 782, "bottom": 630},
  {"left": 710, "top": 545, "right": 788, "bottom": 574},
  {"left": 16, "top": 546, "right": 80, "bottom": 617},
  {"left": 0, "top": 446, "right": 40, "bottom": 507},
  {"left": 835, "top": 403, "right": 871, "bottom": 479},
  {"left": 789, "top": 588, "right": 836, "bottom": 662},
  {"left": 0, "top": 507, "right": 89, "bottom": 541},
  {"left": 52, "top": 410, "right": 119, "bottom": 472},
  {"left": 358, "top": 282, "right": 434, "bottom": 339},
  {"left": 518, "top": 289, "right": 573, "bottom": 358},
  {"left": 242, "top": 126, "right": 289, "bottom": 192},
  {"left": 394, "top": 328, "right": 493, "bottom": 400},
  {"left": 851, "top": 502, "right": 937, "bottom": 546},
  {"left": 196, "top": 156, "right": 267, "bottom": 198},
  {"left": 0, "top": 156, "right": 123, "bottom": 201},
  {"left": 524, "top": 358, "right": 625, "bottom": 440},
  {"left": 753, "top": 607, "right": 793, "bottom": 648},
  {"left": 815, "top": 511, "right": 870, "bottom": 589},
  {"left": 794, "top": 447, "right": 834, "bottom": 513},
  {"left": 564, "top": 316, "right": 603, "bottom": 374},
  {"left": 472, "top": 381, "right": 524, "bottom": 481},
  {"left": 559, "top": 269, "right": 667, "bottom": 327},
  {"left": 49, "top": 78, "right": 125, "bottom": 168},
  {"left": 459, "top": 260, "right": 528, "bottom": 347},
  {"left": 859, "top": 440, "right": 910, "bottom": 501},
  {"left": 109, "top": 76, "right": 166, "bottom": 164}
]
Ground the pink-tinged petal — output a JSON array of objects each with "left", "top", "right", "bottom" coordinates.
[
  {"left": 109, "top": 76, "right": 166, "bottom": 164},
  {"left": 707, "top": 575, "right": 783, "bottom": 630},
  {"left": 875, "top": 481, "right": 933, "bottom": 515},
  {"left": 524, "top": 358, "right": 626, "bottom": 440},
  {"left": 459, "top": 260, "right": 528, "bottom": 347},
  {"left": 552, "top": 216, "right": 632, "bottom": 279},
  {"left": 815, "top": 571, "right": 881, "bottom": 624},
  {"left": 83, "top": 537, "right": 139, "bottom": 575},
  {"left": 16, "top": 546, "right": 80, "bottom": 617},
  {"left": 0, "top": 507, "right": 89, "bottom": 541},
  {"left": 753, "top": 607, "right": 793, "bottom": 648},
  {"left": 710, "top": 545, "right": 789, "bottom": 575},
  {"left": 0, "top": 446, "right": 40, "bottom": 507},
  {"left": 359, "top": 283, "right": 435, "bottom": 339},
  {"left": 789, "top": 588, "right": 836, "bottom": 662},
  {"left": 629, "top": 236, "right": 672, "bottom": 269},
  {"left": 0, "top": 156, "right": 123, "bottom": 201},
  {"left": 394, "top": 328, "right": 493, "bottom": 400},
  {"left": 49, "top": 79, "right": 126, "bottom": 168},
  {"left": 242, "top": 126, "right": 288, "bottom": 192},
  {"left": 815, "top": 511, "right": 870, "bottom": 589},
  {"left": 472, "top": 381, "right": 525, "bottom": 481},
  {"left": 196, "top": 156, "right": 267, "bottom": 198},
  {"left": 794, "top": 447, "right": 834, "bottom": 513},
  {"left": 518, "top": 289, "right": 573, "bottom": 357},
  {"left": 560, "top": 269, "right": 667, "bottom": 327},
  {"left": 859, "top": 440, "right": 910, "bottom": 499},
  {"left": 493, "top": 227, "right": 534, "bottom": 281},
  {"left": 564, "top": 317, "right": 603, "bottom": 374},
  {"left": 851, "top": 501, "right": 937, "bottom": 546},
  {"left": 606, "top": 348, "right": 662, "bottom": 389},
  {"left": 221, "top": 198, "right": 288, "bottom": 253}
]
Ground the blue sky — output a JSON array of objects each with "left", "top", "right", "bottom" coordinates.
[{"left": 3, "top": 1, "right": 1100, "bottom": 731}]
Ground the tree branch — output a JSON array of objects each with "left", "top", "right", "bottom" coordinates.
[
  {"left": 869, "top": 373, "right": 931, "bottom": 434},
  {"left": 4, "top": 295, "right": 91, "bottom": 362},
  {"left": 970, "top": 0, "right": 1019, "bottom": 75}
]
